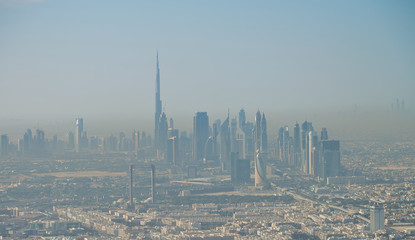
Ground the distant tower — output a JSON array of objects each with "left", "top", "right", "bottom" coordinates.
[
  {"left": 238, "top": 109, "right": 246, "bottom": 130},
  {"left": 321, "top": 128, "right": 328, "bottom": 141},
  {"left": 75, "top": 118, "right": 83, "bottom": 153},
  {"left": 68, "top": 131, "right": 75, "bottom": 150},
  {"left": 293, "top": 123, "right": 301, "bottom": 167},
  {"left": 129, "top": 165, "right": 134, "bottom": 209},
  {"left": 261, "top": 113, "right": 268, "bottom": 155},
  {"left": 219, "top": 116, "right": 231, "bottom": 169},
  {"left": 193, "top": 112, "right": 209, "bottom": 163},
  {"left": 133, "top": 131, "right": 140, "bottom": 157},
  {"left": 0, "top": 135, "right": 8, "bottom": 157},
  {"left": 320, "top": 140, "right": 341, "bottom": 182},
  {"left": 370, "top": 203, "right": 385, "bottom": 232},
  {"left": 254, "top": 111, "right": 262, "bottom": 151},
  {"left": 154, "top": 52, "right": 162, "bottom": 151},
  {"left": 158, "top": 112, "right": 168, "bottom": 159},
  {"left": 151, "top": 164, "right": 156, "bottom": 204},
  {"left": 254, "top": 150, "right": 267, "bottom": 187}
]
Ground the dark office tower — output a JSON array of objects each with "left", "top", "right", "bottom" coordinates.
[
  {"left": 261, "top": 113, "right": 268, "bottom": 155},
  {"left": 34, "top": 129, "right": 46, "bottom": 156},
  {"left": 129, "top": 165, "right": 134, "bottom": 209},
  {"left": 0, "top": 135, "right": 8, "bottom": 157},
  {"left": 75, "top": 118, "right": 83, "bottom": 153},
  {"left": 321, "top": 128, "right": 328, "bottom": 141},
  {"left": 230, "top": 117, "right": 238, "bottom": 153},
  {"left": 370, "top": 203, "right": 385, "bottom": 232},
  {"left": 231, "top": 152, "right": 250, "bottom": 183},
  {"left": 158, "top": 112, "right": 168, "bottom": 159},
  {"left": 301, "top": 121, "right": 313, "bottom": 150},
  {"left": 254, "top": 111, "right": 262, "bottom": 151},
  {"left": 244, "top": 121, "right": 254, "bottom": 160},
  {"left": 154, "top": 52, "right": 162, "bottom": 151},
  {"left": 23, "top": 129, "right": 32, "bottom": 156},
  {"left": 294, "top": 123, "right": 301, "bottom": 167},
  {"left": 193, "top": 112, "right": 209, "bottom": 163},
  {"left": 235, "top": 127, "right": 246, "bottom": 159},
  {"left": 169, "top": 118, "right": 174, "bottom": 129},
  {"left": 319, "top": 140, "right": 341, "bottom": 182},
  {"left": 277, "top": 127, "right": 284, "bottom": 161},
  {"left": 68, "top": 131, "right": 74, "bottom": 150},
  {"left": 238, "top": 109, "right": 246, "bottom": 130},
  {"left": 219, "top": 117, "right": 231, "bottom": 169},
  {"left": 151, "top": 164, "right": 156, "bottom": 204}
]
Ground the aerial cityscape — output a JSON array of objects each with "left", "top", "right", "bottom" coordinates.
[{"left": 1, "top": 1, "right": 415, "bottom": 240}]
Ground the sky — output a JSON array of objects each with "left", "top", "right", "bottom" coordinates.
[{"left": 1, "top": 0, "right": 414, "bottom": 139}]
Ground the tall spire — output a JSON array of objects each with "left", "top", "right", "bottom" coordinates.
[{"left": 155, "top": 52, "right": 162, "bottom": 151}]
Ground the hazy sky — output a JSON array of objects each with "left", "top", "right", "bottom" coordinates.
[{"left": 1, "top": 0, "right": 414, "bottom": 137}]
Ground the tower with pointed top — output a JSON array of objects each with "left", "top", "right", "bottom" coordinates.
[
  {"left": 155, "top": 52, "right": 162, "bottom": 153},
  {"left": 261, "top": 113, "right": 268, "bottom": 155}
]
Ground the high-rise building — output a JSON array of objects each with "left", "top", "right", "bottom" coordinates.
[
  {"left": 319, "top": 140, "right": 341, "bottom": 182},
  {"left": 68, "top": 131, "right": 75, "bottom": 150},
  {"left": 301, "top": 121, "right": 313, "bottom": 173},
  {"left": 321, "top": 128, "right": 328, "bottom": 141},
  {"left": 23, "top": 129, "right": 32, "bottom": 156},
  {"left": 219, "top": 116, "right": 231, "bottom": 169},
  {"left": 370, "top": 203, "right": 385, "bottom": 232},
  {"left": 254, "top": 150, "right": 267, "bottom": 187},
  {"left": 261, "top": 113, "right": 268, "bottom": 155},
  {"left": 167, "top": 136, "right": 179, "bottom": 165},
  {"left": 75, "top": 118, "right": 83, "bottom": 153},
  {"left": 133, "top": 131, "right": 140, "bottom": 156},
  {"left": 254, "top": 111, "right": 262, "bottom": 151},
  {"left": 129, "top": 165, "right": 134, "bottom": 210},
  {"left": 238, "top": 109, "right": 246, "bottom": 130},
  {"left": 193, "top": 112, "right": 209, "bottom": 163},
  {"left": 0, "top": 135, "right": 8, "bottom": 157},
  {"left": 154, "top": 52, "right": 162, "bottom": 152},
  {"left": 231, "top": 152, "right": 250, "bottom": 183},
  {"left": 151, "top": 164, "right": 156, "bottom": 204},
  {"left": 158, "top": 112, "right": 168, "bottom": 159}
]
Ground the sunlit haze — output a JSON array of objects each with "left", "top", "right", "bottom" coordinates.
[{"left": 1, "top": 0, "right": 414, "bottom": 138}]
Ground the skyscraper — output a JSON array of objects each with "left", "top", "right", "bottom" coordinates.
[
  {"left": 254, "top": 150, "right": 267, "bottom": 187},
  {"left": 261, "top": 113, "right": 268, "bottom": 155},
  {"left": 321, "top": 128, "right": 328, "bottom": 141},
  {"left": 193, "top": 112, "right": 209, "bottom": 163},
  {"left": 219, "top": 116, "right": 231, "bottom": 169},
  {"left": 293, "top": 123, "right": 301, "bottom": 168},
  {"left": 75, "top": 118, "right": 83, "bottom": 153},
  {"left": 0, "top": 135, "right": 8, "bottom": 157},
  {"left": 158, "top": 112, "right": 168, "bottom": 159},
  {"left": 254, "top": 111, "right": 262, "bottom": 152},
  {"left": 370, "top": 203, "right": 385, "bottom": 232},
  {"left": 154, "top": 52, "right": 162, "bottom": 152},
  {"left": 319, "top": 140, "right": 341, "bottom": 182}
]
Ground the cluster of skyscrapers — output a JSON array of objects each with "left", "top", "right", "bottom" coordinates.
[
  {"left": 276, "top": 122, "right": 341, "bottom": 183},
  {"left": 0, "top": 53, "right": 342, "bottom": 188}
]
